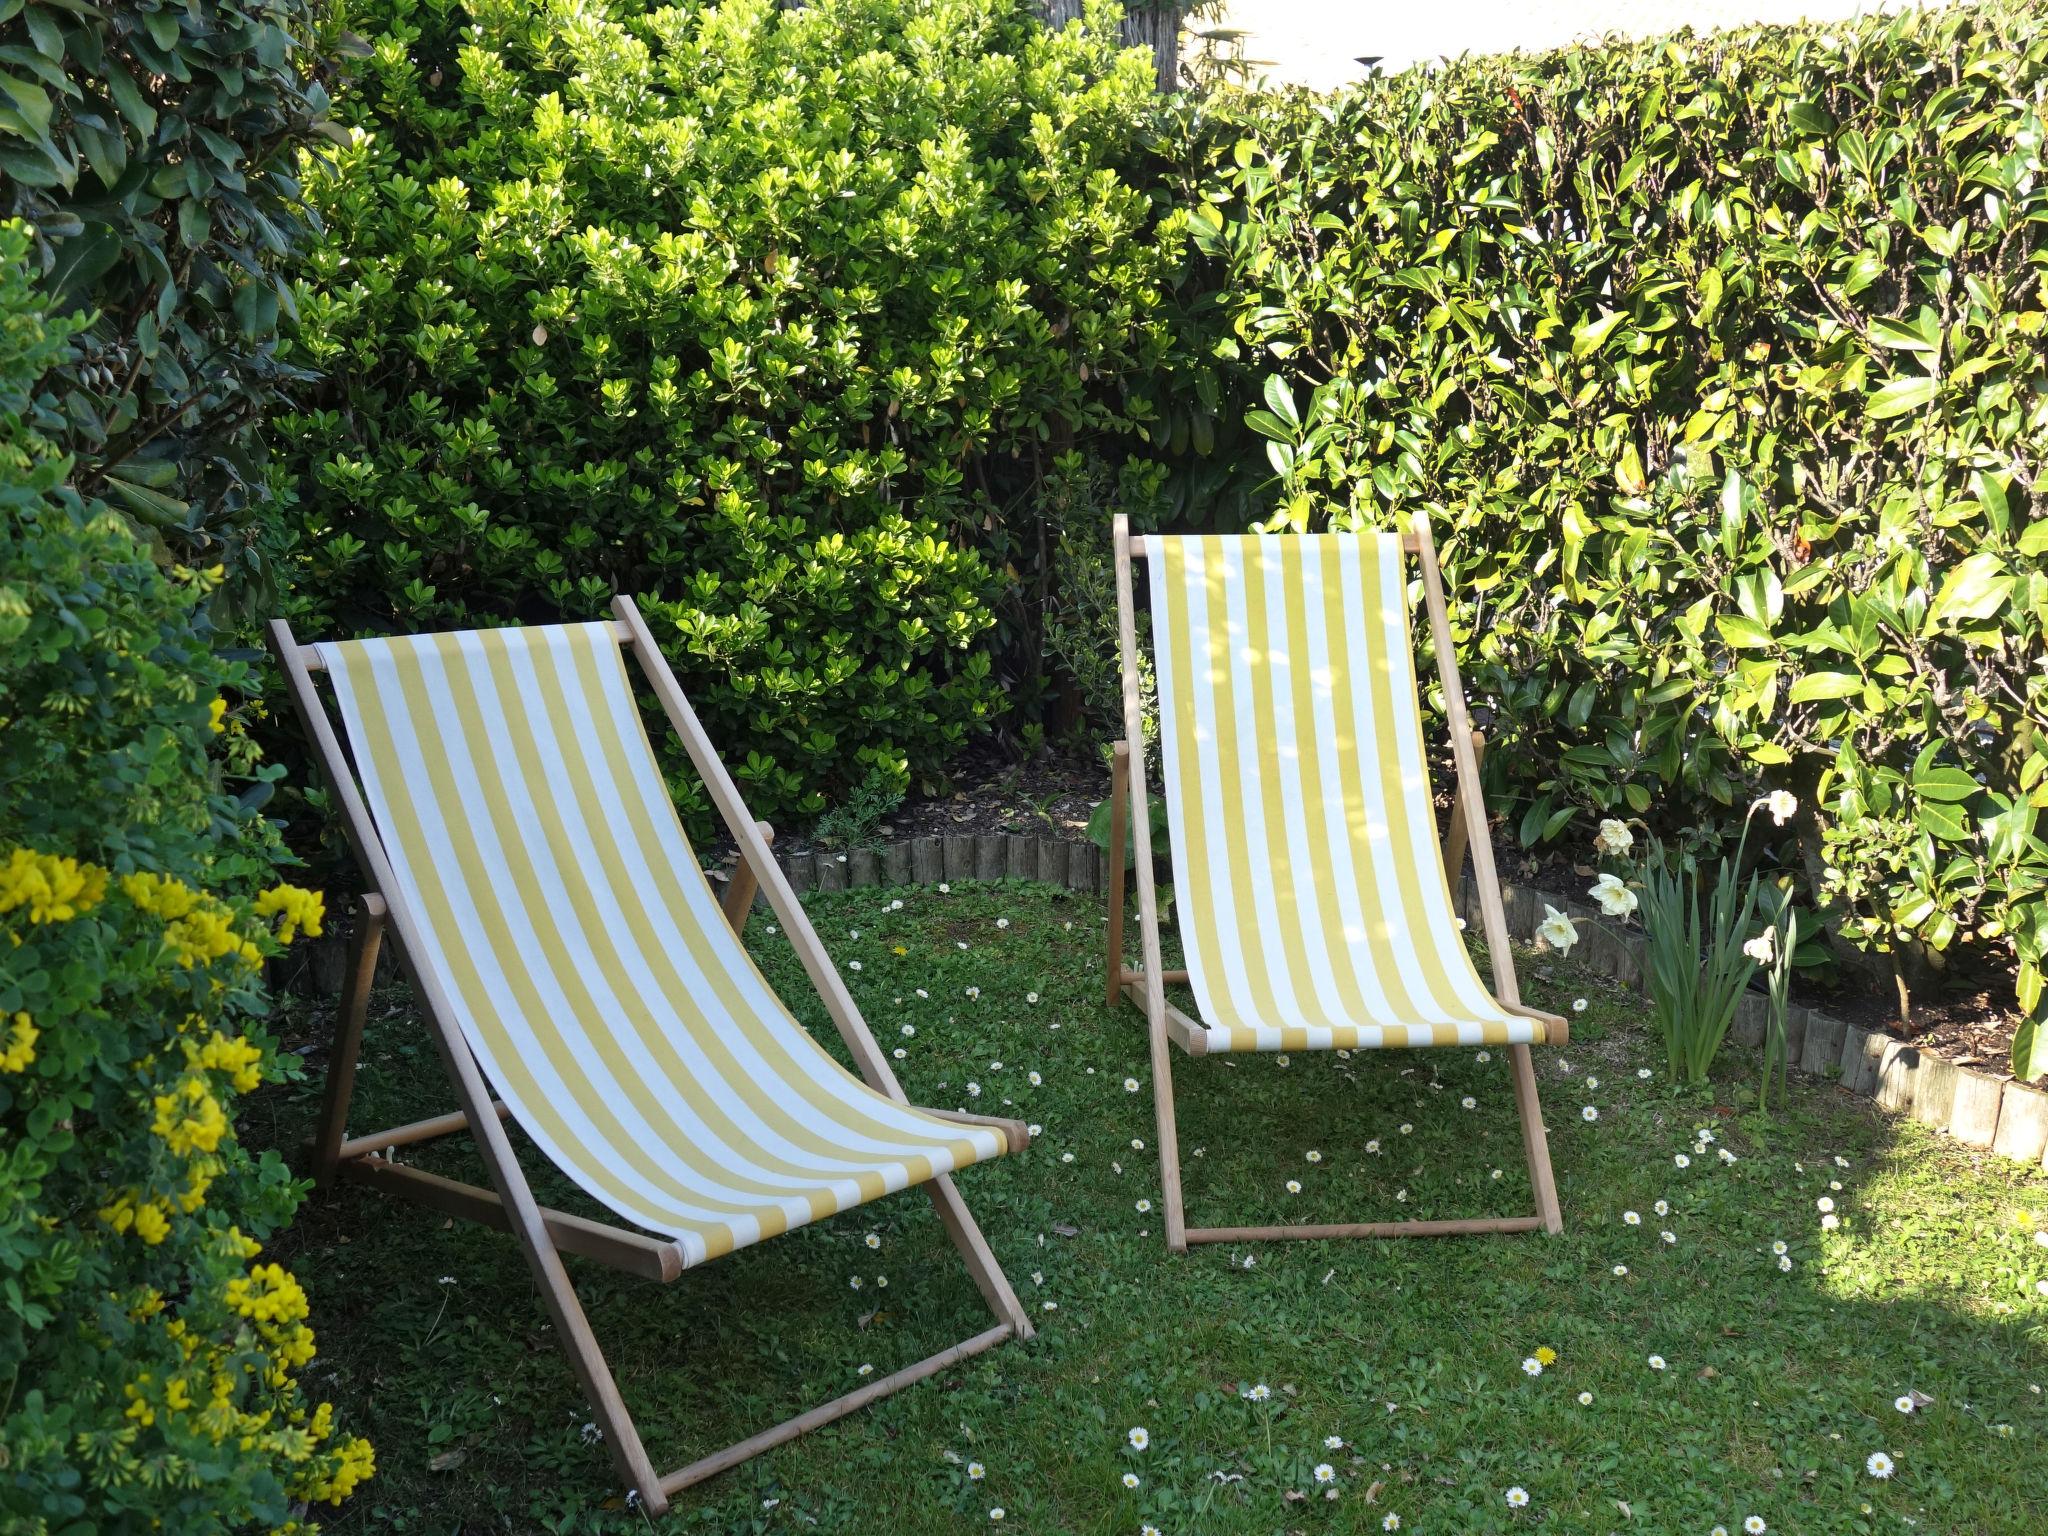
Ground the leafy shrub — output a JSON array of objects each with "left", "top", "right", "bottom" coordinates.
[
  {"left": 0, "top": 0, "right": 335, "bottom": 598},
  {"left": 273, "top": 0, "right": 1193, "bottom": 825},
  {"left": 0, "top": 222, "right": 369, "bottom": 1532},
  {"left": 1191, "top": 1, "right": 2048, "bottom": 1074}
]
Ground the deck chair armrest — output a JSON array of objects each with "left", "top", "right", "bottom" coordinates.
[
  {"left": 919, "top": 1107, "right": 1031, "bottom": 1154},
  {"left": 1503, "top": 1000, "right": 1568, "bottom": 1047}
]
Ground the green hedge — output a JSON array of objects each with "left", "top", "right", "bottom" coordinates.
[
  {"left": 0, "top": 222, "right": 369, "bottom": 1533},
  {"left": 273, "top": 0, "right": 1194, "bottom": 823},
  {"left": 1191, "top": 1, "right": 2048, "bottom": 1073}
]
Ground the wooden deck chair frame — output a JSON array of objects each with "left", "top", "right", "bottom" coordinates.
[
  {"left": 269, "top": 598, "right": 1034, "bottom": 1514},
  {"left": 1101, "top": 512, "right": 1566, "bottom": 1252}
]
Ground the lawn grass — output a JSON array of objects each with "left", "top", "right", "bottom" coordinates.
[{"left": 259, "top": 881, "right": 2048, "bottom": 1535}]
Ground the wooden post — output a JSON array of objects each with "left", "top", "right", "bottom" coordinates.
[
  {"left": 1442, "top": 729, "right": 1486, "bottom": 887},
  {"left": 310, "top": 892, "right": 386, "bottom": 1187},
  {"left": 1106, "top": 741, "right": 1130, "bottom": 1008},
  {"left": 1037, "top": 0, "right": 1180, "bottom": 90},
  {"left": 722, "top": 821, "right": 774, "bottom": 933}
]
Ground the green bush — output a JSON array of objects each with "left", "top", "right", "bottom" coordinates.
[
  {"left": 0, "top": 0, "right": 335, "bottom": 600},
  {"left": 0, "top": 222, "right": 369, "bottom": 1532},
  {"left": 273, "top": 0, "right": 1193, "bottom": 824},
  {"left": 1190, "top": 1, "right": 2048, "bottom": 1074}
]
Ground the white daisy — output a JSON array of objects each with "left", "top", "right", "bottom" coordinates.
[
  {"left": 1744, "top": 1518, "right": 1767, "bottom": 1534},
  {"left": 1522, "top": 1357, "right": 1543, "bottom": 1376},
  {"left": 1122, "top": 1472, "right": 1140, "bottom": 1490},
  {"left": 1245, "top": 1383, "right": 1271, "bottom": 1401},
  {"left": 1623, "top": 1210, "right": 1641, "bottom": 1226},
  {"left": 1647, "top": 1354, "right": 1666, "bottom": 1370},
  {"left": 1578, "top": 1391, "right": 1593, "bottom": 1405},
  {"left": 1866, "top": 1451, "right": 1894, "bottom": 1479},
  {"left": 1124, "top": 1077, "right": 1140, "bottom": 1093},
  {"left": 1506, "top": 1486, "right": 1530, "bottom": 1508},
  {"left": 1314, "top": 1463, "right": 1336, "bottom": 1484},
  {"left": 968, "top": 1462, "right": 985, "bottom": 1480},
  {"left": 1582, "top": 1106, "right": 1599, "bottom": 1121},
  {"left": 1128, "top": 1427, "right": 1149, "bottom": 1450},
  {"left": 1895, "top": 1396, "right": 1914, "bottom": 1414},
  {"left": 1674, "top": 1153, "right": 1691, "bottom": 1168}
]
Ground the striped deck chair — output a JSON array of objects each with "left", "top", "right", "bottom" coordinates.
[
  {"left": 1103, "top": 514, "right": 1566, "bottom": 1251},
  {"left": 269, "top": 600, "right": 1033, "bottom": 1513}
]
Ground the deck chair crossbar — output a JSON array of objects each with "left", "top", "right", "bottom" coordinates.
[
  {"left": 270, "top": 598, "right": 1033, "bottom": 1513},
  {"left": 1104, "top": 514, "right": 1566, "bottom": 1252}
]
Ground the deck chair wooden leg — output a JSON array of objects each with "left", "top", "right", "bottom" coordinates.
[
  {"left": 1508, "top": 1043, "right": 1563, "bottom": 1234},
  {"left": 1106, "top": 741, "right": 1129, "bottom": 1008},
  {"left": 310, "top": 892, "right": 386, "bottom": 1188},
  {"left": 1149, "top": 1020, "right": 1189, "bottom": 1253}
]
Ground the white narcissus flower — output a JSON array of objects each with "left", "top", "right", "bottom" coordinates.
[
  {"left": 1765, "top": 790, "right": 1798, "bottom": 825},
  {"left": 1743, "top": 927, "right": 1777, "bottom": 965},
  {"left": 1536, "top": 905, "right": 1580, "bottom": 954},
  {"left": 1593, "top": 818, "right": 1634, "bottom": 856},
  {"left": 1590, "top": 872, "right": 1638, "bottom": 917}
]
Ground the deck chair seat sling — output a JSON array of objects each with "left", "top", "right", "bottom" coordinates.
[
  {"left": 270, "top": 600, "right": 1033, "bottom": 1513},
  {"left": 1103, "top": 515, "right": 1566, "bottom": 1250}
]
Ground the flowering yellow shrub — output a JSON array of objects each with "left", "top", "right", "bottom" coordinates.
[{"left": 0, "top": 848, "right": 370, "bottom": 1531}]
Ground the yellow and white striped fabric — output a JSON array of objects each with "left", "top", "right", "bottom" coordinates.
[
  {"left": 319, "top": 622, "right": 1006, "bottom": 1270},
  {"left": 1147, "top": 534, "right": 1544, "bottom": 1054}
]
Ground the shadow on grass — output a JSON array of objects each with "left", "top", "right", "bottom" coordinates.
[{"left": 255, "top": 882, "right": 2048, "bottom": 1536}]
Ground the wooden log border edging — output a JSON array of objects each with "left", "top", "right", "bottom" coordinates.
[
  {"left": 1451, "top": 875, "right": 2048, "bottom": 1175},
  {"left": 281, "top": 832, "right": 2047, "bottom": 1174}
]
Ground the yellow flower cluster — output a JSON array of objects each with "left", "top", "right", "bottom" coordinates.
[
  {"left": 184, "top": 1026, "right": 266, "bottom": 1094},
  {"left": 253, "top": 883, "right": 326, "bottom": 943},
  {"left": 226, "top": 1264, "right": 320, "bottom": 1389},
  {"left": 0, "top": 847, "right": 106, "bottom": 924},
  {"left": 226, "top": 1262, "right": 311, "bottom": 1326},
  {"left": 299, "top": 1430, "right": 377, "bottom": 1505},
  {"left": 98, "top": 1190, "right": 174, "bottom": 1245},
  {"left": 1, "top": 1010, "right": 36, "bottom": 1072},
  {"left": 119, "top": 1265, "right": 374, "bottom": 1504},
  {"left": 121, "top": 871, "right": 264, "bottom": 969},
  {"left": 152, "top": 1076, "right": 229, "bottom": 1158}
]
